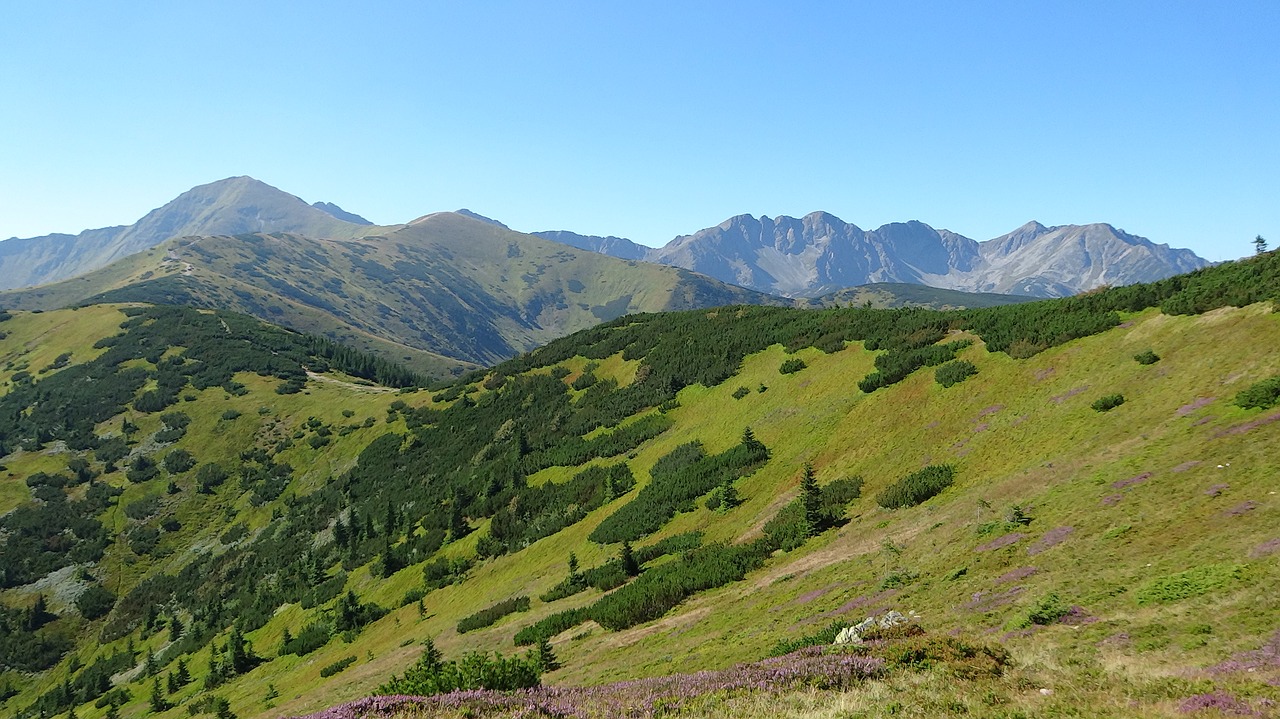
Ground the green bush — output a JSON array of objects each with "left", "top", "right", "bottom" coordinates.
[
  {"left": 1133, "top": 349, "right": 1160, "bottom": 365},
  {"left": 779, "top": 358, "right": 807, "bottom": 374},
  {"left": 1135, "top": 564, "right": 1243, "bottom": 605},
  {"left": 1012, "top": 593, "right": 1072, "bottom": 628},
  {"left": 76, "top": 584, "right": 115, "bottom": 620},
  {"left": 319, "top": 655, "right": 356, "bottom": 677},
  {"left": 1092, "top": 394, "right": 1126, "bottom": 412},
  {"left": 164, "top": 448, "right": 195, "bottom": 474},
  {"left": 377, "top": 642, "right": 541, "bottom": 696},
  {"left": 514, "top": 607, "right": 591, "bottom": 646},
  {"left": 456, "top": 596, "right": 531, "bottom": 634},
  {"left": 1234, "top": 376, "right": 1280, "bottom": 409},
  {"left": 876, "top": 465, "right": 955, "bottom": 509},
  {"left": 935, "top": 360, "right": 978, "bottom": 387},
  {"left": 280, "top": 621, "right": 332, "bottom": 656},
  {"left": 731, "top": 386, "right": 751, "bottom": 399}
]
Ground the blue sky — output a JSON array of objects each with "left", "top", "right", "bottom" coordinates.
[{"left": 1, "top": 1, "right": 1276, "bottom": 261}]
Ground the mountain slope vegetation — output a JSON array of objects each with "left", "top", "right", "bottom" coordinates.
[
  {"left": 0, "top": 213, "right": 781, "bottom": 371},
  {"left": 0, "top": 251, "right": 1276, "bottom": 719}
]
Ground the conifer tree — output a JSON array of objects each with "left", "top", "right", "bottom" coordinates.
[
  {"left": 149, "top": 676, "right": 170, "bottom": 712},
  {"left": 800, "top": 463, "right": 822, "bottom": 537},
  {"left": 620, "top": 541, "right": 639, "bottom": 576},
  {"left": 537, "top": 638, "right": 560, "bottom": 671}
]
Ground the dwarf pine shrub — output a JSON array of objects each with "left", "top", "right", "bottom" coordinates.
[
  {"left": 1134, "top": 349, "right": 1160, "bottom": 365},
  {"left": 935, "top": 360, "right": 978, "bottom": 387},
  {"left": 1092, "top": 393, "right": 1126, "bottom": 412},
  {"left": 1234, "top": 375, "right": 1280, "bottom": 409},
  {"left": 456, "top": 596, "right": 530, "bottom": 634},
  {"left": 876, "top": 465, "right": 956, "bottom": 509}
]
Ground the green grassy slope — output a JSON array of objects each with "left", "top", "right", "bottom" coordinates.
[{"left": 1, "top": 252, "right": 1278, "bottom": 719}]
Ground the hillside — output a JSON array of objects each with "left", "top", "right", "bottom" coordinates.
[
  {"left": 0, "top": 252, "right": 1278, "bottom": 719},
  {"left": 537, "top": 213, "right": 1210, "bottom": 299},
  {"left": 0, "top": 213, "right": 781, "bottom": 369},
  {"left": 0, "top": 177, "right": 379, "bottom": 291}
]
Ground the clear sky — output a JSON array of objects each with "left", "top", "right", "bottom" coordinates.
[{"left": 1, "top": 1, "right": 1276, "bottom": 261}]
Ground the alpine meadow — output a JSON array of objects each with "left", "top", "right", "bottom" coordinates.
[{"left": 0, "top": 245, "right": 1277, "bottom": 719}]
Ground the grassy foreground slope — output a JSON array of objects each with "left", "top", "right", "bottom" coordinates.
[{"left": 1, "top": 251, "right": 1278, "bottom": 719}]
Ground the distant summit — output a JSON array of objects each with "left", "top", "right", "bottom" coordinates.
[
  {"left": 312, "top": 201, "right": 372, "bottom": 225},
  {"left": 537, "top": 212, "right": 1210, "bottom": 299},
  {"left": 455, "top": 209, "right": 509, "bottom": 229},
  {"left": 0, "top": 176, "right": 374, "bottom": 290}
]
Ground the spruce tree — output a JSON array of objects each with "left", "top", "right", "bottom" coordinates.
[
  {"left": 149, "top": 676, "right": 170, "bottom": 712},
  {"left": 537, "top": 638, "right": 560, "bottom": 671},
  {"left": 620, "top": 541, "right": 639, "bottom": 576},
  {"left": 800, "top": 463, "right": 822, "bottom": 537}
]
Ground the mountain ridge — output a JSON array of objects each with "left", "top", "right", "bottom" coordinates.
[{"left": 537, "top": 211, "right": 1210, "bottom": 299}]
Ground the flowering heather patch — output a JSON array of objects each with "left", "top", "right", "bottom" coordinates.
[
  {"left": 1173, "top": 461, "right": 1202, "bottom": 472},
  {"left": 812, "top": 590, "right": 899, "bottom": 621},
  {"left": 790, "top": 584, "right": 842, "bottom": 606},
  {"left": 1027, "top": 526, "right": 1073, "bottom": 555},
  {"left": 972, "top": 422, "right": 989, "bottom": 433},
  {"left": 961, "top": 587, "right": 1024, "bottom": 613},
  {"left": 1224, "top": 501, "right": 1258, "bottom": 517},
  {"left": 1214, "top": 410, "right": 1280, "bottom": 437},
  {"left": 976, "top": 404, "right": 1003, "bottom": 419},
  {"left": 1194, "top": 415, "right": 1217, "bottom": 426},
  {"left": 289, "top": 648, "right": 886, "bottom": 719},
  {"left": 1101, "top": 493, "right": 1124, "bottom": 506},
  {"left": 1176, "top": 691, "right": 1259, "bottom": 716},
  {"left": 1249, "top": 539, "right": 1280, "bottom": 559},
  {"left": 1210, "top": 630, "right": 1280, "bottom": 679},
  {"left": 995, "top": 567, "right": 1038, "bottom": 584},
  {"left": 1206, "top": 483, "right": 1230, "bottom": 497},
  {"left": 1177, "top": 397, "right": 1215, "bottom": 416},
  {"left": 1058, "top": 605, "right": 1098, "bottom": 626},
  {"left": 1112, "top": 472, "right": 1152, "bottom": 490},
  {"left": 1051, "top": 386, "right": 1088, "bottom": 403},
  {"left": 975, "top": 533, "right": 1025, "bottom": 552},
  {"left": 1033, "top": 367, "right": 1055, "bottom": 381}
]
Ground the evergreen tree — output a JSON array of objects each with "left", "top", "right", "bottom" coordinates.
[
  {"left": 105, "top": 705, "right": 120, "bottom": 719},
  {"left": 168, "top": 613, "right": 184, "bottom": 642},
  {"left": 800, "top": 463, "right": 822, "bottom": 537},
  {"left": 143, "top": 647, "right": 157, "bottom": 677},
  {"left": 1257, "top": 235, "right": 1270, "bottom": 255},
  {"left": 167, "top": 670, "right": 179, "bottom": 694},
  {"left": 537, "top": 638, "right": 560, "bottom": 671},
  {"left": 717, "top": 476, "right": 741, "bottom": 512},
  {"left": 148, "top": 676, "right": 170, "bottom": 712},
  {"left": 620, "top": 541, "right": 639, "bottom": 576},
  {"left": 175, "top": 657, "right": 191, "bottom": 686},
  {"left": 567, "top": 552, "right": 580, "bottom": 581}
]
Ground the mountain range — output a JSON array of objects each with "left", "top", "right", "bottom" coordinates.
[
  {"left": 535, "top": 213, "right": 1210, "bottom": 298},
  {"left": 2, "top": 177, "right": 1210, "bottom": 301}
]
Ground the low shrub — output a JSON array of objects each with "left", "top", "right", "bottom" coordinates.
[
  {"left": 320, "top": 655, "right": 356, "bottom": 677},
  {"left": 1234, "top": 375, "right": 1280, "bottom": 409},
  {"left": 456, "top": 596, "right": 531, "bottom": 634},
  {"left": 935, "top": 360, "right": 978, "bottom": 387},
  {"left": 876, "top": 465, "right": 955, "bottom": 509},
  {"left": 514, "top": 607, "right": 591, "bottom": 646},
  {"left": 1135, "top": 564, "right": 1243, "bottom": 605},
  {"left": 1133, "top": 349, "right": 1160, "bottom": 365},
  {"left": 731, "top": 386, "right": 751, "bottom": 399},
  {"left": 280, "top": 621, "right": 331, "bottom": 656},
  {"left": 780, "top": 358, "right": 808, "bottom": 374},
  {"left": 377, "top": 641, "right": 541, "bottom": 696},
  {"left": 1012, "top": 593, "right": 1072, "bottom": 627},
  {"left": 1092, "top": 393, "right": 1126, "bottom": 412}
]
